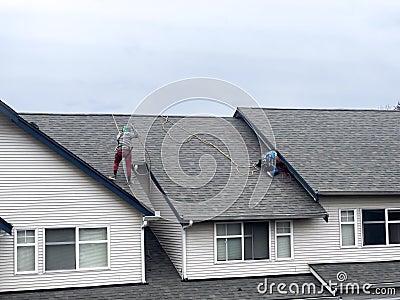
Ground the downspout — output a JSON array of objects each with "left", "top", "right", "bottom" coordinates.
[
  {"left": 181, "top": 220, "right": 193, "bottom": 280},
  {"left": 141, "top": 212, "right": 161, "bottom": 283},
  {"left": 141, "top": 220, "right": 147, "bottom": 283}
]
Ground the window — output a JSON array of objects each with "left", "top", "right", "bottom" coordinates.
[
  {"left": 215, "top": 222, "right": 269, "bottom": 262},
  {"left": 388, "top": 210, "right": 400, "bottom": 244},
  {"left": 15, "top": 229, "right": 37, "bottom": 273},
  {"left": 362, "top": 209, "right": 400, "bottom": 246},
  {"left": 340, "top": 210, "right": 356, "bottom": 247},
  {"left": 275, "top": 221, "right": 293, "bottom": 259},
  {"left": 45, "top": 227, "right": 109, "bottom": 271},
  {"left": 244, "top": 222, "right": 269, "bottom": 260},
  {"left": 79, "top": 228, "right": 108, "bottom": 268}
]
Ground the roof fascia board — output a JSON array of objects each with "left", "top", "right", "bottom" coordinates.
[
  {"left": 235, "top": 108, "right": 319, "bottom": 201},
  {"left": 234, "top": 108, "right": 275, "bottom": 150},
  {"left": 209, "top": 213, "right": 328, "bottom": 221},
  {"left": 318, "top": 191, "right": 400, "bottom": 196},
  {"left": 149, "top": 170, "right": 184, "bottom": 224},
  {"left": 0, "top": 100, "right": 152, "bottom": 216},
  {"left": 0, "top": 216, "right": 12, "bottom": 235}
]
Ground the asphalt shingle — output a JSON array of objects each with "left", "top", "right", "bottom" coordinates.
[
  {"left": 237, "top": 108, "right": 400, "bottom": 194},
  {"left": 21, "top": 113, "right": 326, "bottom": 221}
]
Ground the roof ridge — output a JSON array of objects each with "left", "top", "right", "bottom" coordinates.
[
  {"left": 239, "top": 107, "right": 400, "bottom": 112},
  {"left": 20, "top": 113, "right": 240, "bottom": 119}
]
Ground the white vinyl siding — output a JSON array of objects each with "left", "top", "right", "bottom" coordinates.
[
  {"left": 340, "top": 209, "right": 356, "bottom": 247},
  {"left": 0, "top": 114, "right": 144, "bottom": 292},
  {"left": 148, "top": 184, "right": 183, "bottom": 276},
  {"left": 185, "top": 196, "right": 400, "bottom": 280}
]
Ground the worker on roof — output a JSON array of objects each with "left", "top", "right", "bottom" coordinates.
[
  {"left": 264, "top": 150, "right": 279, "bottom": 178},
  {"left": 109, "top": 125, "right": 138, "bottom": 183}
]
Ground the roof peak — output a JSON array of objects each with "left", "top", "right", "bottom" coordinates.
[{"left": 239, "top": 107, "right": 400, "bottom": 113}]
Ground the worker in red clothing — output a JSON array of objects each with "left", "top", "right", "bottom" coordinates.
[{"left": 109, "top": 125, "right": 138, "bottom": 183}]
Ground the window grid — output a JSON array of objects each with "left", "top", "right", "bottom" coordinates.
[
  {"left": 362, "top": 209, "right": 400, "bottom": 246},
  {"left": 215, "top": 222, "right": 270, "bottom": 262},
  {"left": 275, "top": 221, "right": 293, "bottom": 260},
  {"left": 339, "top": 209, "right": 357, "bottom": 248},
  {"left": 216, "top": 223, "right": 243, "bottom": 261},
  {"left": 44, "top": 227, "right": 110, "bottom": 272},
  {"left": 387, "top": 210, "right": 400, "bottom": 245},
  {"left": 15, "top": 229, "right": 37, "bottom": 274},
  {"left": 78, "top": 228, "right": 109, "bottom": 269}
]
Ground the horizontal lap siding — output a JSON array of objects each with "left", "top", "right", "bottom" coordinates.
[
  {"left": 186, "top": 196, "right": 400, "bottom": 280},
  {"left": 0, "top": 114, "right": 143, "bottom": 292},
  {"left": 186, "top": 222, "right": 307, "bottom": 280},
  {"left": 148, "top": 188, "right": 182, "bottom": 276}
]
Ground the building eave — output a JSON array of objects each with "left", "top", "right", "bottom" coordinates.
[
  {"left": 0, "top": 100, "right": 153, "bottom": 216},
  {"left": 0, "top": 216, "right": 12, "bottom": 235}
]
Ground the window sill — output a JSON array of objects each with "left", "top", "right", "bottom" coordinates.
[
  {"left": 15, "top": 271, "right": 38, "bottom": 276},
  {"left": 340, "top": 245, "right": 358, "bottom": 249},
  {"left": 214, "top": 259, "right": 272, "bottom": 265},
  {"left": 362, "top": 244, "right": 400, "bottom": 248},
  {"left": 44, "top": 267, "right": 111, "bottom": 274},
  {"left": 275, "top": 257, "right": 294, "bottom": 261}
]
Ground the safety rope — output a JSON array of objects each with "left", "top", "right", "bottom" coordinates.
[
  {"left": 112, "top": 114, "right": 121, "bottom": 133},
  {"left": 133, "top": 128, "right": 152, "bottom": 175},
  {"left": 161, "top": 116, "right": 259, "bottom": 176}
]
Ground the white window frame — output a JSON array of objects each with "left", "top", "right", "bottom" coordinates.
[
  {"left": 77, "top": 227, "right": 110, "bottom": 270},
  {"left": 339, "top": 209, "right": 357, "bottom": 248},
  {"left": 361, "top": 208, "right": 400, "bottom": 247},
  {"left": 14, "top": 228, "right": 38, "bottom": 275},
  {"left": 386, "top": 209, "right": 400, "bottom": 246},
  {"left": 275, "top": 220, "right": 294, "bottom": 260},
  {"left": 44, "top": 226, "right": 110, "bottom": 273},
  {"left": 214, "top": 221, "right": 271, "bottom": 264}
]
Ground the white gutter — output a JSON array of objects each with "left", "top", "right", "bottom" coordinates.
[
  {"left": 181, "top": 220, "right": 193, "bottom": 280},
  {"left": 141, "top": 211, "right": 161, "bottom": 283}
]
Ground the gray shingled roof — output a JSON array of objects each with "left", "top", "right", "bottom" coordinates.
[
  {"left": 310, "top": 261, "right": 400, "bottom": 287},
  {"left": 21, "top": 113, "right": 326, "bottom": 222},
  {"left": 310, "top": 261, "right": 400, "bottom": 299},
  {"left": 237, "top": 108, "right": 400, "bottom": 194}
]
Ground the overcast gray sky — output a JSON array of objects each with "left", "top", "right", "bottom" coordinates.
[{"left": 1, "top": 0, "right": 400, "bottom": 115}]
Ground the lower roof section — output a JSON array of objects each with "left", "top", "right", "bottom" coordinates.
[{"left": 310, "top": 261, "right": 400, "bottom": 297}]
